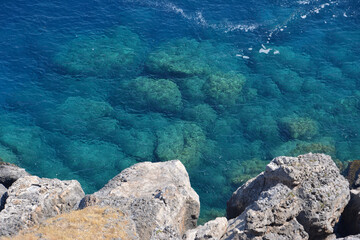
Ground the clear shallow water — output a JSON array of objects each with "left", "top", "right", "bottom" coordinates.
[{"left": 0, "top": 0, "right": 359, "bottom": 221}]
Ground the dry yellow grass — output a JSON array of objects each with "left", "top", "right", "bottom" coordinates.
[{"left": 2, "top": 206, "right": 137, "bottom": 240}]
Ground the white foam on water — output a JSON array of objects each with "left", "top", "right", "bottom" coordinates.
[
  {"left": 166, "top": 3, "right": 196, "bottom": 22},
  {"left": 265, "top": 0, "right": 337, "bottom": 45},
  {"left": 125, "top": 0, "right": 259, "bottom": 33},
  {"left": 309, "top": 2, "right": 331, "bottom": 15},
  {"left": 259, "top": 48, "right": 271, "bottom": 54},
  {"left": 298, "top": 0, "right": 310, "bottom": 4},
  {"left": 259, "top": 44, "right": 272, "bottom": 54},
  {"left": 196, "top": 11, "right": 207, "bottom": 25},
  {"left": 242, "top": 55, "right": 250, "bottom": 59},
  {"left": 273, "top": 50, "right": 280, "bottom": 54},
  {"left": 223, "top": 23, "right": 258, "bottom": 33},
  {"left": 165, "top": 1, "right": 261, "bottom": 33}
]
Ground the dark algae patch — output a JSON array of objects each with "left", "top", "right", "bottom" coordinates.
[{"left": 344, "top": 160, "right": 360, "bottom": 188}]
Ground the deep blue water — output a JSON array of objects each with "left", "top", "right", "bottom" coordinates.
[{"left": 0, "top": 0, "right": 359, "bottom": 221}]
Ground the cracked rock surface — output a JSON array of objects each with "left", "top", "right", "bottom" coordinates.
[
  {"left": 0, "top": 176, "right": 84, "bottom": 236},
  {"left": 0, "top": 162, "right": 29, "bottom": 188},
  {"left": 183, "top": 217, "right": 228, "bottom": 240},
  {"left": 225, "top": 153, "right": 350, "bottom": 240},
  {"left": 80, "top": 160, "right": 200, "bottom": 240}
]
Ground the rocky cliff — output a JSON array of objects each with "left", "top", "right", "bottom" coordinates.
[{"left": 1, "top": 153, "right": 360, "bottom": 240}]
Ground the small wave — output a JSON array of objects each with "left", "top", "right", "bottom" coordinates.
[
  {"left": 164, "top": 2, "right": 258, "bottom": 33},
  {"left": 223, "top": 23, "right": 258, "bottom": 33},
  {"left": 123, "top": 0, "right": 258, "bottom": 33},
  {"left": 298, "top": 0, "right": 311, "bottom": 5},
  {"left": 266, "top": 0, "right": 337, "bottom": 43}
]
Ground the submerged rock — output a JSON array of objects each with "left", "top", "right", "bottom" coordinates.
[
  {"left": 54, "top": 96, "right": 114, "bottom": 135},
  {"left": 203, "top": 71, "right": 246, "bottom": 106},
  {"left": 0, "top": 176, "right": 84, "bottom": 236},
  {"left": 225, "top": 153, "right": 350, "bottom": 240},
  {"left": 146, "top": 38, "right": 247, "bottom": 78},
  {"left": 155, "top": 122, "right": 206, "bottom": 169},
  {"left": 54, "top": 26, "right": 146, "bottom": 78},
  {"left": 279, "top": 116, "right": 318, "bottom": 140},
  {"left": 128, "top": 77, "right": 183, "bottom": 113},
  {"left": 79, "top": 160, "right": 200, "bottom": 240}
]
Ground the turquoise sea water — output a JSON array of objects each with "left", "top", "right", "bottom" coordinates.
[{"left": 0, "top": 0, "right": 359, "bottom": 221}]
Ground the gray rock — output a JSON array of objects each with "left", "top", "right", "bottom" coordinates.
[
  {"left": 223, "top": 184, "right": 308, "bottom": 240},
  {"left": 355, "top": 176, "right": 360, "bottom": 189},
  {"left": 337, "top": 235, "right": 360, "bottom": 240},
  {"left": 226, "top": 153, "right": 350, "bottom": 240},
  {"left": 0, "top": 176, "right": 84, "bottom": 236},
  {"left": 0, "top": 184, "right": 7, "bottom": 211},
  {"left": 183, "top": 217, "right": 228, "bottom": 240},
  {"left": 226, "top": 173, "right": 265, "bottom": 219},
  {"left": 337, "top": 234, "right": 360, "bottom": 240},
  {"left": 80, "top": 160, "right": 200, "bottom": 240},
  {"left": 0, "top": 162, "right": 30, "bottom": 188},
  {"left": 151, "top": 226, "right": 182, "bottom": 240},
  {"left": 325, "top": 234, "right": 337, "bottom": 240}
]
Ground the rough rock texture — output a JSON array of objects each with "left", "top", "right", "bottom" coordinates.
[
  {"left": 5, "top": 206, "right": 138, "bottom": 240},
  {"left": 0, "top": 162, "right": 30, "bottom": 188},
  {"left": 337, "top": 235, "right": 360, "bottom": 240},
  {"left": 0, "top": 183, "right": 6, "bottom": 210},
  {"left": 355, "top": 177, "right": 360, "bottom": 188},
  {"left": 80, "top": 160, "right": 200, "bottom": 240},
  {"left": 226, "top": 173, "right": 266, "bottom": 219},
  {"left": 0, "top": 176, "right": 84, "bottom": 236},
  {"left": 183, "top": 217, "right": 228, "bottom": 240},
  {"left": 226, "top": 153, "right": 350, "bottom": 240},
  {"left": 223, "top": 184, "right": 308, "bottom": 240}
]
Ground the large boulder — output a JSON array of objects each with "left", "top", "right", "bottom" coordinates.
[
  {"left": 0, "top": 176, "right": 84, "bottom": 237},
  {"left": 0, "top": 162, "right": 30, "bottom": 188},
  {"left": 225, "top": 153, "right": 350, "bottom": 240},
  {"left": 80, "top": 160, "right": 200, "bottom": 240},
  {"left": 223, "top": 184, "right": 308, "bottom": 240}
]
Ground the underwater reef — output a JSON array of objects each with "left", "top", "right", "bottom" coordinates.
[
  {"left": 1, "top": 24, "right": 360, "bottom": 222},
  {"left": 54, "top": 26, "right": 146, "bottom": 78}
]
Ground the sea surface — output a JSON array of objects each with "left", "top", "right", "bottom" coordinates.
[{"left": 0, "top": 0, "right": 359, "bottom": 221}]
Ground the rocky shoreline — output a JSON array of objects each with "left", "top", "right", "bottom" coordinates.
[{"left": 1, "top": 153, "right": 360, "bottom": 239}]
